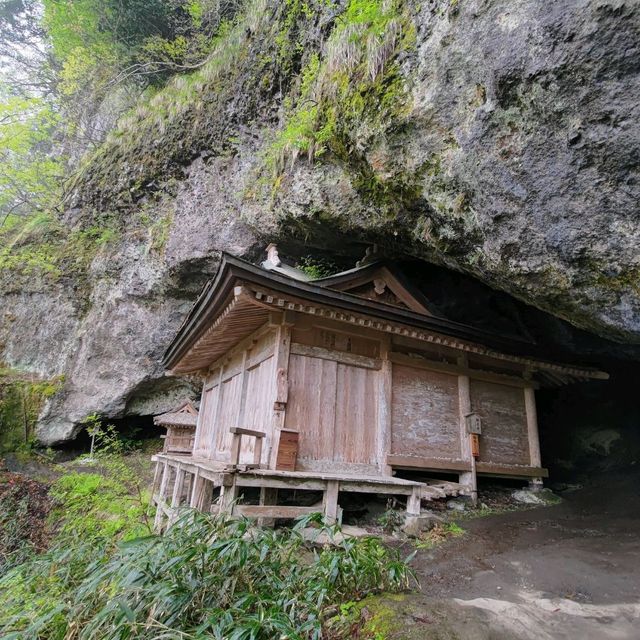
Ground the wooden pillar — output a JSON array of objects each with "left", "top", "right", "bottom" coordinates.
[
  {"left": 457, "top": 355, "right": 477, "bottom": 504},
  {"left": 189, "top": 468, "right": 202, "bottom": 508},
  {"left": 154, "top": 461, "right": 171, "bottom": 532},
  {"left": 219, "top": 475, "right": 238, "bottom": 515},
  {"left": 524, "top": 384, "right": 543, "bottom": 491},
  {"left": 183, "top": 472, "right": 193, "bottom": 506},
  {"left": 192, "top": 377, "right": 208, "bottom": 455},
  {"left": 269, "top": 320, "right": 292, "bottom": 469},
  {"left": 152, "top": 460, "right": 163, "bottom": 496},
  {"left": 236, "top": 349, "right": 249, "bottom": 428},
  {"left": 323, "top": 480, "right": 340, "bottom": 525},
  {"left": 406, "top": 486, "right": 422, "bottom": 517},
  {"left": 229, "top": 431, "right": 242, "bottom": 467},
  {"left": 377, "top": 337, "right": 393, "bottom": 476},
  {"left": 169, "top": 467, "right": 186, "bottom": 525},
  {"left": 200, "top": 480, "right": 214, "bottom": 513},
  {"left": 258, "top": 487, "right": 278, "bottom": 527}
]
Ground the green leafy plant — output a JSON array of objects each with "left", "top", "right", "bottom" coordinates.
[
  {"left": 0, "top": 510, "right": 416, "bottom": 639},
  {"left": 267, "top": 0, "right": 414, "bottom": 176},
  {"left": 297, "top": 255, "right": 338, "bottom": 279},
  {"left": 377, "top": 507, "right": 404, "bottom": 534}
]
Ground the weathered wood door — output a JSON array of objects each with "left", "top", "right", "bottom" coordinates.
[
  {"left": 284, "top": 353, "right": 378, "bottom": 472},
  {"left": 469, "top": 380, "right": 529, "bottom": 465},
  {"left": 390, "top": 363, "right": 461, "bottom": 460}
]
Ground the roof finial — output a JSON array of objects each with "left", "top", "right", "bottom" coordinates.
[
  {"left": 356, "top": 244, "right": 380, "bottom": 267},
  {"left": 265, "top": 243, "right": 281, "bottom": 267}
]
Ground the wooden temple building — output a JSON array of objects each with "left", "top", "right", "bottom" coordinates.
[{"left": 151, "top": 246, "right": 607, "bottom": 530}]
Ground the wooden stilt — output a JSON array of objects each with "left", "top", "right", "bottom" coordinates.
[
  {"left": 406, "top": 486, "right": 422, "bottom": 516},
  {"left": 258, "top": 487, "right": 278, "bottom": 527},
  {"left": 182, "top": 471, "right": 191, "bottom": 503},
  {"left": 219, "top": 477, "right": 238, "bottom": 515},
  {"left": 323, "top": 480, "right": 340, "bottom": 525},
  {"left": 200, "top": 479, "right": 214, "bottom": 513},
  {"left": 169, "top": 468, "right": 186, "bottom": 525},
  {"left": 152, "top": 461, "right": 163, "bottom": 496},
  {"left": 189, "top": 468, "right": 202, "bottom": 508},
  {"left": 154, "top": 461, "right": 171, "bottom": 532}
]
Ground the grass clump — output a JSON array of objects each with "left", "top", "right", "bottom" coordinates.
[
  {"left": 0, "top": 211, "right": 121, "bottom": 287},
  {"left": 268, "top": 0, "right": 414, "bottom": 175},
  {"left": 48, "top": 472, "right": 152, "bottom": 544},
  {"left": 0, "top": 510, "right": 415, "bottom": 639},
  {"left": 415, "top": 522, "right": 465, "bottom": 550}
]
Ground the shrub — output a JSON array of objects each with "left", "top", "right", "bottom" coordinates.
[
  {"left": 0, "top": 510, "right": 415, "bottom": 639},
  {"left": 0, "top": 474, "right": 52, "bottom": 574}
]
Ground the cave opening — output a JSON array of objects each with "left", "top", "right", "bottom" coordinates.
[
  {"left": 537, "top": 362, "right": 640, "bottom": 484},
  {"left": 52, "top": 414, "right": 164, "bottom": 460}
]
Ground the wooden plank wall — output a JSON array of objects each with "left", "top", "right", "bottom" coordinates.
[
  {"left": 469, "top": 380, "right": 529, "bottom": 465},
  {"left": 390, "top": 363, "right": 461, "bottom": 459},
  {"left": 214, "top": 351, "right": 244, "bottom": 457},
  {"left": 285, "top": 353, "right": 378, "bottom": 470},
  {"left": 241, "top": 352, "right": 276, "bottom": 463},
  {"left": 193, "top": 327, "right": 276, "bottom": 464},
  {"left": 192, "top": 372, "right": 220, "bottom": 458},
  {"left": 191, "top": 318, "right": 536, "bottom": 476}
]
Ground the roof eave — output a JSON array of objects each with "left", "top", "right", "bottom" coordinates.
[{"left": 163, "top": 254, "right": 609, "bottom": 381}]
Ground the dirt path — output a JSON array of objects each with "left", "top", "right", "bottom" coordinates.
[{"left": 389, "top": 472, "right": 640, "bottom": 639}]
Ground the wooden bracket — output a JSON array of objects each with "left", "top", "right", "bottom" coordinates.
[{"left": 275, "top": 367, "right": 288, "bottom": 406}]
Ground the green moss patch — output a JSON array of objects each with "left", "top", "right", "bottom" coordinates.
[{"left": 0, "top": 369, "right": 64, "bottom": 455}]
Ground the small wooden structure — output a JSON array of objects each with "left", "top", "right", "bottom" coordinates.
[
  {"left": 154, "top": 402, "right": 198, "bottom": 454},
  {"left": 151, "top": 248, "right": 607, "bottom": 531}
]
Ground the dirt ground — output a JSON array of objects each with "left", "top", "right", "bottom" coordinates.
[{"left": 387, "top": 470, "right": 640, "bottom": 639}]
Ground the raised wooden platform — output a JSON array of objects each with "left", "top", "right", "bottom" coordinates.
[
  {"left": 150, "top": 453, "right": 468, "bottom": 532},
  {"left": 387, "top": 454, "right": 549, "bottom": 479}
]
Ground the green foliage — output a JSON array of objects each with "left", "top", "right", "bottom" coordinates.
[
  {"left": 49, "top": 472, "right": 150, "bottom": 544},
  {"left": 274, "top": 0, "right": 321, "bottom": 78},
  {"left": 0, "top": 510, "right": 414, "bottom": 639},
  {"left": 267, "top": 0, "right": 413, "bottom": 176},
  {"left": 42, "top": 0, "right": 242, "bottom": 98},
  {"left": 0, "top": 211, "right": 120, "bottom": 284},
  {"left": 0, "top": 95, "right": 65, "bottom": 221},
  {"left": 148, "top": 211, "right": 173, "bottom": 253},
  {"left": 377, "top": 507, "right": 404, "bottom": 534},
  {"left": 0, "top": 370, "right": 64, "bottom": 454},
  {"left": 54, "top": 416, "right": 153, "bottom": 543},
  {"left": 296, "top": 254, "right": 338, "bottom": 278}
]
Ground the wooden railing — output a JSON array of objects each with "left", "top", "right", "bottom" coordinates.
[{"left": 229, "top": 426, "right": 266, "bottom": 468}]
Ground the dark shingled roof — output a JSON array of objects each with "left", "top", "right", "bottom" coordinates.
[
  {"left": 162, "top": 253, "right": 609, "bottom": 385},
  {"left": 154, "top": 401, "right": 198, "bottom": 428}
]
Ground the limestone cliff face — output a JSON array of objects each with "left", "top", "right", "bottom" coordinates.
[{"left": 1, "top": 0, "right": 638, "bottom": 444}]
